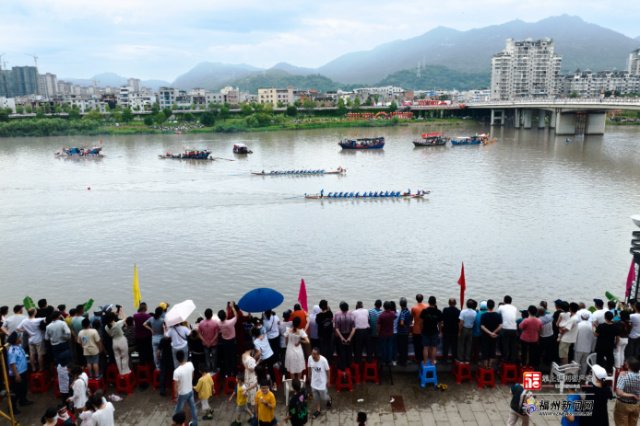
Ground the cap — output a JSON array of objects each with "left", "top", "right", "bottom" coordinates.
[
  {"left": 480, "top": 301, "right": 488, "bottom": 310},
  {"left": 554, "top": 299, "right": 563, "bottom": 305},
  {"left": 7, "top": 331, "right": 19, "bottom": 345},
  {"left": 158, "top": 302, "right": 168, "bottom": 310},
  {"left": 592, "top": 364, "right": 608, "bottom": 380},
  {"left": 13, "top": 304, "right": 24, "bottom": 313},
  {"left": 593, "top": 299, "right": 604, "bottom": 307},
  {"left": 282, "top": 310, "right": 292, "bottom": 320},
  {"left": 581, "top": 312, "right": 590, "bottom": 319}
]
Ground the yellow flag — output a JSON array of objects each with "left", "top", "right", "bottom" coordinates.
[{"left": 133, "top": 264, "right": 141, "bottom": 309}]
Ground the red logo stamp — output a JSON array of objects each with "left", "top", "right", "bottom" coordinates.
[{"left": 523, "top": 372, "right": 542, "bottom": 390}]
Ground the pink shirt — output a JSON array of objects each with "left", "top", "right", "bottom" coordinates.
[
  {"left": 219, "top": 317, "right": 238, "bottom": 340},
  {"left": 198, "top": 319, "right": 219, "bottom": 347},
  {"left": 519, "top": 317, "right": 542, "bottom": 343}
]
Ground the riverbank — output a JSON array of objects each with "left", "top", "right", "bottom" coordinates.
[{"left": 0, "top": 117, "right": 469, "bottom": 138}]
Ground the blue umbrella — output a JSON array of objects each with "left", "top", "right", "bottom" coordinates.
[{"left": 238, "top": 288, "right": 284, "bottom": 313}]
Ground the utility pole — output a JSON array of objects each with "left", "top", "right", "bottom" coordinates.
[{"left": 25, "top": 53, "right": 40, "bottom": 97}]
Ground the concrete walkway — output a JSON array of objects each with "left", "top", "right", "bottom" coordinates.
[{"left": 3, "top": 365, "right": 617, "bottom": 426}]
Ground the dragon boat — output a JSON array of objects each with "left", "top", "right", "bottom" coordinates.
[
  {"left": 55, "top": 145, "right": 104, "bottom": 157},
  {"left": 304, "top": 189, "right": 429, "bottom": 199},
  {"left": 251, "top": 167, "right": 346, "bottom": 176},
  {"left": 413, "top": 133, "right": 450, "bottom": 147},
  {"left": 159, "top": 149, "right": 212, "bottom": 160}
]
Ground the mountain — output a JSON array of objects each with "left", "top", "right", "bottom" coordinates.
[
  {"left": 316, "top": 15, "right": 640, "bottom": 83},
  {"left": 171, "top": 62, "right": 261, "bottom": 90},
  {"left": 635, "top": 36, "right": 640, "bottom": 42},
  {"left": 213, "top": 69, "right": 353, "bottom": 93},
  {"left": 60, "top": 72, "right": 170, "bottom": 92},
  {"left": 269, "top": 62, "right": 317, "bottom": 75},
  {"left": 379, "top": 66, "right": 490, "bottom": 91}
]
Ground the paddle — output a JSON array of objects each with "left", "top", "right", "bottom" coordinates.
[
  {"left": 228, "top": 171, "right": 254, "bottom": 176},
  {"left": 211, "top": 156, "right": 234, "bottom": 161}
]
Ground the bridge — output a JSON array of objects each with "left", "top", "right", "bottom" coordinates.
[{"left": 460, "top": 98, "right": 640, "bottom": 135}]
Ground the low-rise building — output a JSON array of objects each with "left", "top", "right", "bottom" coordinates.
[
  {"left": 157, "top": 87, "right": 181, "bottom": 109},
  {"left": 258, "top": 87, "right": 294, "bottom": 106},
  {"left": 561, "top": 70, "right": 640, "bottom": 96},
  {"left": 0, "top": 96, "right": 16, "bottom": 112}
]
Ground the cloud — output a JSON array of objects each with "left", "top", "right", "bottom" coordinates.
[{"left": 1, "top": 0, "right": 639, "bottom": 80}]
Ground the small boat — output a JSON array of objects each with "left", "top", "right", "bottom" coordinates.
[
  {"left": 339, "top": 137, "right": 385, "bottom": 150},
  {"left": 413, "top": 133, "right": 450, "bottom": 147},
  {"left": 303, "top": 189, "right": 429, "bottom": 199},
  {"left": 159, "top": 149, "right": 212, "bottom": 160},
  {"left": 55, "top": 145, "right": 104, "bottom": 157},
  {"left": 252, "top": 167, "right": 346, "bottom": 176},
  {"left": 451, "top": 136, "right": 483, "bottom": 145},
  {"left": 565, "top": 138, "right": 572, "bottom": 143},
  {"left": 233, "top": 143, "right": 253, "bottom": 154}
]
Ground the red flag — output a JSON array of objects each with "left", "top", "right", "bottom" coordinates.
[
  {"left": 298, "top": 278, "right": 308, "bottom": 312},
  {"left": 626, "top": 258, "right": 636, "bottom": 297},
  {"left": 458, "top": 262, "right": 466, "bottom": 306}
]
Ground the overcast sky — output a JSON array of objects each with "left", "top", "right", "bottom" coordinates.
[{"left": 2, "top": 0, "right": 639, "bottom": 82}]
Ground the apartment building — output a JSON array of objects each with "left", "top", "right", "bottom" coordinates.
[
  {"left": 630, "top": 48, "right": 640, "bottom": 76},
  {"left": 38, "top": 73, "right": 58, "bottom": 98},
  {"left": 490, "top": 38, "right": 562, "bottom": 100},
  {"left": 157, "top": 87, "right": 182, "bottom": 109},
  {"left": 258, "top": 87, "right": 294, "bottom": 106},
  {"left": 561, "top": 70, "right": 640, "bottom": 96}
]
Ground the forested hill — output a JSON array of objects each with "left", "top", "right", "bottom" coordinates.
[{"left": 378, "top": 66, "right": 490, "bottom": 91}]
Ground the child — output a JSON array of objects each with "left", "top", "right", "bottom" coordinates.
[
  {"left": 228, "top": 372, "right": 253, "bottom": 425},
  {"left": 172, "top": 412, "right": 187, "bottom": 426},
  {"left": 283, "top": 378, "right": 307, "bottom": 426},
  {"left": 254, "top": 379, "right": 276, "bottom": 426},
  {"left": 557, "top": 302, "right": 570, "bottom": 342},
  {"left": 193, "top": 363, "right": 214, "bottom": 420},
  {"left": 357, "top": 412, "right": 367, "bottom": 426},
  {"left": 57, "top": 352, "right": 72, "bottom": 402},
  {"left": 55, "top": 403, "right": 76, "bottom": 425},
  {"left": 78, "top": 400, "right": 96, "bottom": 426},
  {"left": 69, "top": 365, "right": 89, "bottom": 415}
]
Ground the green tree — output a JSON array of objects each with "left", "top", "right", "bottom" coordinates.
[
  {"left": 61, "top": 102, "right": 70, "bottom": 111},
  {"left": 43, "top": 104, "right": 51, "bottom": 114},
  {"left": 219, "top": 106, "right": 230, "bottom": 122},
  {"left": 200, "top": 111, "right": 215, "bottom": 127},
  {"left": 346, "top": 99, "right": 352, "bottom": 107},
  {"left": 364, "top": 98, "right": 372, "bottom": 106},
  {"left": 0, "top": 110, "right": 8, "bottom": 122},
  {"left": 199, "top": 105, "right": 204, "bottom": 110},
  {"left": 353, "top": 97, "right": 361, "bottom": 107},
  {"left": 253, "top": 103, "right": 264, "bottom": 113},
  {"left": 171, "top": 103, "right": 178, "bottom": 111},
  {"left": 241, "top": 104, "right": 253, "bottom": 116},
  {"left": 151, "top": 103, "right": 159, "bottom": 114},
  {"left": 244, "top": 115, "right": 259, "bottom": 128},
  {"left": 286, "top": 105, "right": 297, "bottom": 117},
  {"left": 294, "top": 100, "right": 302, "bottom": 107},
  {"left": 143, "top": 115, "right": 154, "bottom": 126},
  {"left": 15, "top": 105, "right": 24, "bottom": 114},
  {"left": 277, "top": 102, "right": 285, "bottom": 108},
  {"left": 83, "top": 110, "right": 103, "bottom": 121},
  {"left": 373, "top": 94, "right": 379, "bottom": 105},
  {"left": 389, "top": 101, "right": 398, "bottom": 112},
  {"left": 25, "top": 105, "right": 33, "bottom": 114},
  {"left": 183, "top": 112, "right": 194, "bottom": 122},
  {"left": 121, "top": 108, "right": 134, "bottom": 123},
  {"left": 68, "top": 108, "right": 81, "bottom": 120},
  {"left": 263, "top": 104, "right": 274, "bottom": 115},
  {"left": 337, "top": 103, "right": 347, "bottom": 116},
  {"left": 54, "top": 105, "right": 62, "bottom": 114},
  {"left": 155, "top": 111, "right": 167, "bottom": 124},
  {"left": 190, "top": 104, "right": 196, "bottom": 110},
  {"left": 36, "top": 107, "right": 45, "bottom": 119},
  {"left": 162, "top": 108, "right": 173, "bottom": 120},
  {"left": 133, "top": 106, "right": 140, "bottom": 111},
  {"left": 569, "top": 91, "right": 580, "bottom": 98},
  {"left": 302, "top": 99, "right": 317, "bottom": 112},
  {"left": 273, "top": 114, "right": 286, "bottom": 125}
]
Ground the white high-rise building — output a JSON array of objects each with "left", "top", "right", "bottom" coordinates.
[
  {"left": 38, "top": 73, "right": 58, "bottom": 98},
  {"left": 127, "top": 78, "right": 141, "bottom": 92},
  {"left": 629, "top": 48, "right": 640, "bottom": 76},
  {"left": 490, "top": 38, "right": 562, "bottom": 100}
]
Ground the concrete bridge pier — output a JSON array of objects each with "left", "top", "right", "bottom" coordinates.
[
  {"left": 522, "top": 109, "right": 532, "bottom": 129},
  {"left": 549, "top": 110, "right": 556, "bottom": 129},
  {"left": 555, "top": 112, "right": 576, "bottom": 135},
  {"left": 538, "top": 110, "right": 546, "bottom": 128},
  {"left": 490, "top": 109, "right": 505, "bottom": 126},
  {"left": 514, "top": 109, "right": 520, "bottom": 128},
  {"left": 585, "top": 112, "right": 606, "bottom": 135}
]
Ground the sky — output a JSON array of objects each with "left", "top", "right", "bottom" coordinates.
[{"left": 1, "top": 0, "right": 639, "bottom": 82}]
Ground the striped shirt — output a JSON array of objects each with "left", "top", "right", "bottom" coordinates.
[
  {"left": 397, "top": 309, "right": 411, "bottom": 335},
  {"left": 369, "top": 308, "right": 382, "bottom": 337},
  {"left": 617, "top": 371, "right": 640, "bottom": 404}
]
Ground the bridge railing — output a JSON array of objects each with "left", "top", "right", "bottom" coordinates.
[{"left": 465, "top": 97, "right": 640, "bottom": 107}]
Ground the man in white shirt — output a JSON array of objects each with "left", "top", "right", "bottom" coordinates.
[
  {"left": 91, "top": 394, "right": 115, "bottom": 426},
  {"left": 17, "top": 308, "right": 46, "bottom": 372},
  {"left": 4, "top": 305, "right": 26, "bottom": 336},
  {"left": 352, "top": 301, "right": 371, "bottom": 364},
  {"left": 626, "top": 302, "right": 640, "bottom": 359},
  {"left": 308, "top": 347, "right": 332, "bottom": 420},
  {"left": 591, "top": 299, "right": 606, "bottom": 325},
  {"left": 574, "top": 312, "right": 595, "bottom": 375},
  {"left": 497, "top": 295, "right": 518, "bottom": 364},
  {"left": 560, "top": 303, "right": 580, "bottom": 365},
  {"left": 173, "top": 350, "right": 197, "bottom": 426},
  {"left": 576, "top": 303, "right": 592, "bottom": 323}
]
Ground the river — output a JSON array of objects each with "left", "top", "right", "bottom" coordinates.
[{"left": 1, "top": 123, "right": 639, "bottom": 314}]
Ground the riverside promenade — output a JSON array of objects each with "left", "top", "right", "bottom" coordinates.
[{"left": 5, "top": 366, "right": 616, "bottom": 426}]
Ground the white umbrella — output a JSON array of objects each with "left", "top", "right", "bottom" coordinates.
[{"left": 165, "top": 299, "right": 196, "bottom": 327}]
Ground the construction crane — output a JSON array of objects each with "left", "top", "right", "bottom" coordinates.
[{"left": 25, "top": 53, "right": 40, "bottom": 96}]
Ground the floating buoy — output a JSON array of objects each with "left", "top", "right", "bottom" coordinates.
[{"left": 87, "top": 187, "right": 91, "bottom": 190}]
